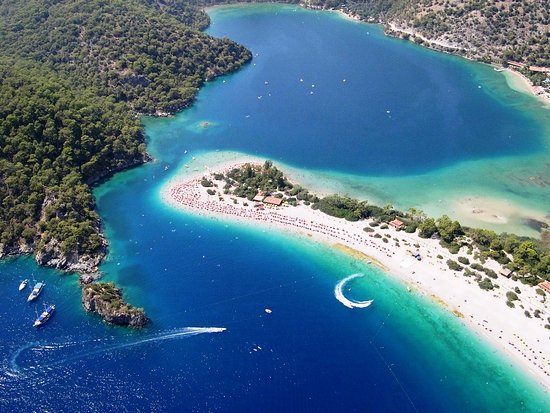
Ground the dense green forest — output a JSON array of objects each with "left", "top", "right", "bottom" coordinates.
[
  {"left": 0, "top": 58, "right": 144, "bottom": 259},
  {"left": 1, "top": 0, "right": 251, "bottom": 114},
  {"left": 0, "top": 0, "right": 251, "bottom": 268}
]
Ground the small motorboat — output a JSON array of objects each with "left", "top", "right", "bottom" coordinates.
[
  {"left": 19, "top": 279, "right": 29, "bottom": 292},
  {"left": 34, "top": 304, "right": 55, "bottom": 327}
]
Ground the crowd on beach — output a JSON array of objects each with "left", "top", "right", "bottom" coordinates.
[
  {"left": 165, "top": 167, "right": 550, "bottom": 390},
  {"left": 169, "top": 177, "right": 398, "bottom": 261}
]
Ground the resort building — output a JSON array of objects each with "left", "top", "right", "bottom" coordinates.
[
  {"left": 389, "top": 218, "right": 404, "bottom": 230},
  {"left": 507, "top": 60, "right": 526, "bottom": 69},
  {"left": 499, "top": 268, "right": 513, "bottom": 278},
  {"left": 263, "top": 196, "right": 283, "bottom": 206},
  {"left": 538, "top": 280, "right": 550, "bottom": 294},
  {"left": 253, "top": 194, "right": 265, "bottom": 202}
]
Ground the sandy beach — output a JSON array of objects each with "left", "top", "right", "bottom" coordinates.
[
  {"left": 502, "top": 68, "right": 550, "bottom": 107},
  {"left": 161, "top": 154, "right": 550, "bottom": 392}
]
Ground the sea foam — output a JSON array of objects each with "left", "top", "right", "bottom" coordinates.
[{"left": 334, "top": 273, "right": 373, "bottom": 309}]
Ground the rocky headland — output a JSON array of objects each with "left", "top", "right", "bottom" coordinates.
[{"left": 82, "top": 282, "right": 149, "bottom": 328}]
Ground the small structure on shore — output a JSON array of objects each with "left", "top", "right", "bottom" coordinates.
[
  {"left": 253, "top": 194, "right": 265, "bottom": 202},
  {"left": 499, "top": 268, "right": 513, "bottom": 278},
  {"left": 538, "top": 280, "right": 550, "bottom": 294},
  {"left": 389, "top": 218, "right": 404, "bottom": 230},
  {"left": 506, "top": 60, "right": 526, "bottom": 69},
  {"left": 263, "top": 196, "right": 283, "bottom": 206}
]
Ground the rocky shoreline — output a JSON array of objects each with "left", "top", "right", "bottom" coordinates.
[
  {"left": 82, "top": 282, "right": 149, "bottom": 328},
  {"left": 0, "top": 153, "right": 151, "bottom": 328},
  {"left": 0, "top": 240, "right": 149, "bottom": 327}
]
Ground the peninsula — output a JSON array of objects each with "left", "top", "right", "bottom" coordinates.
[
  {"left": 0, "top": 0, "right": 251, "bottom": 326},
  {"left": 162, "top": 154, "right": 550, "bottom": 391}
]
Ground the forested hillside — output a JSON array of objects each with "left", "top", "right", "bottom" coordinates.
[
  {"left": 0, "top": 0, "right": 251, "bottom": 271},
  {"left": 1, "top": 0, "right": 251, "bottom": 114}
]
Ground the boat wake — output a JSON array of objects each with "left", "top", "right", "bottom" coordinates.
[
  {"left": 9, "top": 327, "right": 226, "bottom": 374},
  {"left": 334, "top": 273, "right": 374, "bottom": 309}
]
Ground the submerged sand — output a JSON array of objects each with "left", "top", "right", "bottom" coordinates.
[{"left": 502, "top": 69, "right": 550, "bottom": 108}]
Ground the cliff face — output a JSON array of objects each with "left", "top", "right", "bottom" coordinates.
[
  {"left": 35, "top": 238, "right": 106, "bottom": 283},
  {"left": 82, "top": 283, "right": 149, "bottom": 328}
]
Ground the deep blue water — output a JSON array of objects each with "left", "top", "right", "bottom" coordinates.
[
  {"left": 1, "top": 4, "right": 549, "bottom": 412},
  {"left": 146, "top": 5, "right": 544, "bottom": 176}
]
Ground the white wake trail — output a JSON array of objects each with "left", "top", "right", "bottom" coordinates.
[
  {"left": 334, "top": 273, "right": 374, "bottom": 309},
  {"left": 8, "top": 327, "right": 226, "bottom": 373},
  {"left": 110, "top": 327, "right": 226, "bottom": 351}
]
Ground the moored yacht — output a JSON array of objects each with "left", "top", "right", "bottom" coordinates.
[
  {"left": 19, "top": 279, "right": 29, "bottom": 292},
  {"left": 34, "top": 304, "right": 55, "bottom": 327},
  {"left": 27, "top": 282, "right": 44, "bottom": 302}
]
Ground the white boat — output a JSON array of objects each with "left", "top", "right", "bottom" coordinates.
[
  {"left": 19, "top": 279, "right": 29, "bottom": 292},
  {"left": 27, "top": 282, "right": 44, "bottom": 302}
]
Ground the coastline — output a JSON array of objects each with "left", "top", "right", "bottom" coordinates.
[
  {"left": 386, "top": 22, "right": 461, "bottom": 51},
  {"left": 301, "top": 3, "right": 550, "bottom": 107},
  {"left": 204, "top": 2, "right": 550, "bottom": 143},
  {"left": 501, "top": 68, "right": 550, "bottom": 108},
  {"left": 381, "top": 23, "right": 550, "bottom": 108},
  {"left": 160, "top": 153, "right": 550, "bottom": 393}
]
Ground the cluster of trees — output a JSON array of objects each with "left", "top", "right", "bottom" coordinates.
[
  {"left": 418, "top": 215, "right": 463, "bottom": 244},
  {"left": 219, "top": 161, "right": 319, "bottom": 204},
  {"left": 466, "top": 228, "right": 550, "bottom": 285},
  {"left": 418, "top": 215, "right": 549, "bottom": 283},
  {"left": 225, "top": 161, "right": 293, "bottom": 195},
  {"left": 313, "top": 195, "right": 396, "bottom": 223},
  {"left": 312, "top": 195, "right": 425, "bottom": 233},
  {"left": 0, "top": 0, "right": 251, "bottom": 263}
]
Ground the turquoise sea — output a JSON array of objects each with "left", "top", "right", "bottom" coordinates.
[{"left": 1, "top": 4, "right": 549, "bottom": 412}]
